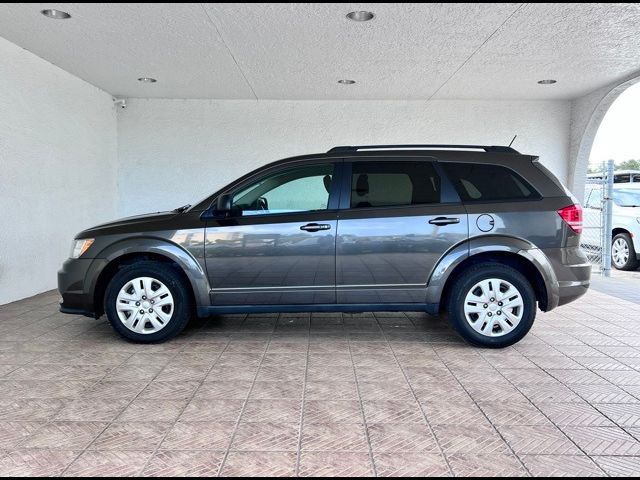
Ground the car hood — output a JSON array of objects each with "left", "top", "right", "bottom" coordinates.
[{"left": 77, "top": 211, "right": 179, "bottom": 238}]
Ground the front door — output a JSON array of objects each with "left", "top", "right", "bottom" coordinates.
[
  {"left": 205, "top": 162, "right": 341, "bottom": 305},
  {"left": 336, "top": 159, "right": 468, "bottom": 304}
]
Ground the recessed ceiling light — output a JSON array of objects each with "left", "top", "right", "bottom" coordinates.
[
  {"left": 40, "top": 9, "right": 71, "bottom": 19},
  {"left": 346, "top": 11, "right": 375, "bottom": 22},
  {"left": 537, "top": 79, "right": 557, "bottom": 85},
  {"left": 338, "top": 79, "right": 356, "bottom": 85},
  {"left": 137, "top": 77, "right": 157, "bottom": 83}
]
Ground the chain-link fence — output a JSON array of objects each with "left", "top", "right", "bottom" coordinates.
[
  {"left": 582, "top": 160, "right": 616, "bottom": 275},
  {"left": 582, "top": 163, "right": 607, "bottom": 272}
]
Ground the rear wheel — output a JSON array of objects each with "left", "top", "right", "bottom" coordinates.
[
  {"left": 612, "top": 233, "right": 639, "bottom": 271},
  {"left": 104, "top": 261, "right": 192, "bottom": 343},
  {"left": 446, "top": 263, "right": 536, "bottom": 348}
]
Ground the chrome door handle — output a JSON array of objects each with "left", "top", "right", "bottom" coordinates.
[
  {"left": 429, "top": 217, "right": 460, "bottom": 226},
  {"left": 300, "top": 223, "right": 331, "bottom": 232}
]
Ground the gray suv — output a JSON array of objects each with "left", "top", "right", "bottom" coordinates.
[{"left": 58, "top": 145, "right": 591, "bottom": 348}]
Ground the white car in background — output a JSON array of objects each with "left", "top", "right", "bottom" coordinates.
[
  {"left": 583, "top": 184, "right": 640, "bottom": 270},
  {"left": 587, "top": 170, "right": 640, "bottom": 184}
]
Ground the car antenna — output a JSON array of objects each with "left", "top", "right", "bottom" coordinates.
[{"left": 508, "top": 135, "right": 517, "bottom": 148}]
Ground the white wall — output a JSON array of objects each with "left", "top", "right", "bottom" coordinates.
[
  {"left": 117, "top": 99, "right": 571, "bottom": 216},
  {"left": 0, "top": 44, "right": 573, "bottom": 305},
  {"left": 0, "top": 37, "right": 118, "bottom": 305}
]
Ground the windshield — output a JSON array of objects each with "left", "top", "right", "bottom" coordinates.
[{"left": 613, "top": 189, "right": 640, "bottom": 207}]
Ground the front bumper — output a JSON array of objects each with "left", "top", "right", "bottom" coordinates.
[{"left": 58, "top": 257, "right": 96, "bottom": 318}]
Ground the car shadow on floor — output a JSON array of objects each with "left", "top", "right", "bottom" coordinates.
[{"left": 174, "top": 312, "right": 463, "bottom": 345}]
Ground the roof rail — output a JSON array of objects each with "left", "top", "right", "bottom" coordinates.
[{"left": 327, "top": 144, "right": 520, "bottom": 154}]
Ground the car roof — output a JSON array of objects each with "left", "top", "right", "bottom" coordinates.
[{"left": 282, "top": 148, "right": 532, "bottom": 163}]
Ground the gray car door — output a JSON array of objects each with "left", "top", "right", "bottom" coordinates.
[
  {"left": 336, "top": 159, "right": 468, "bottom": 304},
  {"left": 205, "top": 161, "right": 341, "bottom": 306}
]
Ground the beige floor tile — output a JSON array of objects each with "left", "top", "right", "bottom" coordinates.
[
  {"left": 2, "top": 286, "right": 640, "bottom": 476},
  {"left": 90, "top": 422, "right": 171, "bottom": 451},
  {"left": 141, "top": 450, "right": 225, "bottom": 477},
  {"left": 521, "top": 454, "right": 605, "bottom": 476},
  {"left": 446, "top": 453, "right": 528, "bottom": 477},
  {"left": 64, "top": 450, "right": 153, "bottom": 477},
  {"left": 367, "top": 422, "right": 439, "bottom": 453},
  {"left": 231, "top": 422, "right": 299, "bottom": 451},
  {"left": 302, "top": 422, "right": 368, "bottom": 452},
  {"left": 220, "top": 451, "right": 296, "bottom": 477},
  {"left": 299, "top": 451, "right": 374, "bottom": 477},
  {"left": 0, "top": 449, "right": 79, "bottom": 476},
  {"left": 161, "top": 421, "right": 235, "bottom": 451}
]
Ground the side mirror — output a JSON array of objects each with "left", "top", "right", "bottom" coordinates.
[{"left": 216, "top": 193, "right": 232, "bottom": 213}]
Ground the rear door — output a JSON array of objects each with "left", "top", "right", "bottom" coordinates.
[{"left": 335, "top": 158, "right": 468, "bottom": 304}]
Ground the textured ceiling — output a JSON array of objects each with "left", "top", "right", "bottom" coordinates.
[{"left": 1, "top": 3, "right": 639, "bottom": 100}]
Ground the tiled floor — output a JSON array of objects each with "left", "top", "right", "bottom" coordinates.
[{"left": 1, "top": 285, "right": 640, "bottom": 476}]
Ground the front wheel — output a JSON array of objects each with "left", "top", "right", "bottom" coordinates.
[
  {"left": 446, "top": 263, "right": 536, "bottom": 348},
  {"left": 104, "top": 261, "right": 193, "bottom": 343},
  {"left": 612, "top": 233, "right": 639, "bottom": 271}
]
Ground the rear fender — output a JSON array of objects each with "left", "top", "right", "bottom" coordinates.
[{"left": 426, "top": 235, "right": 559, "bottom": 310}]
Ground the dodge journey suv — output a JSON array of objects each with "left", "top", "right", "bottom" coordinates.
[{"left": 59, "top": 145, "right": 591, "bottom": 348}]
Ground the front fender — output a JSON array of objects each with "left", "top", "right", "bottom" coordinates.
[
  {"left": 426, "top": 235, "right": 559, "bottom": 310},
  {"left": 85, "top": 236, "right": 210, "bottom": 309}
]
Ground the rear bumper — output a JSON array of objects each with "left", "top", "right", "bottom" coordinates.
[
  {"left": 557, "top": 279, "right": 590, "bottom": 306},
  {"left": 58, "top": 258, "right": 96, "bottom": 318},
  {"left": 541, "top": 246, "right": 591, "bottom": 309}
]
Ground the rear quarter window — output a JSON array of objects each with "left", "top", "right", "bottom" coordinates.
[{"left": 442, "top": 162, "right": 541, "bottom": 202}]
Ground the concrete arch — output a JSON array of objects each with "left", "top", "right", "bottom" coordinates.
[{"left": 568, "top": 72, "right": 640, "bottom": 201}]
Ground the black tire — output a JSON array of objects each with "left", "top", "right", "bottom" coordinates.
[
  {"left": 612, "top": 233, "right": 639, "bottom": 271},
  {"left": 446, "top": 263, "right": 536, "bottom": 348},
  {"left": 104, "top": 261, "right": 193, "bottom": 343}
]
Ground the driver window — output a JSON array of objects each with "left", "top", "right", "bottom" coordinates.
[{"left": 232, "top": 164, "right": 334, "bottom": 216}]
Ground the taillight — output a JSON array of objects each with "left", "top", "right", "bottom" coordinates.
[{"left": 558, "top": 204, "right": 583, "bottom": 234}]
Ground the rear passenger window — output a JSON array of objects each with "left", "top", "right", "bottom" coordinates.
[
  {"left": 350, "top": 161, "right": 440, "bottom": 208},
  {"left": 442, "top": 163, "right": 540, "bottom": 202}
]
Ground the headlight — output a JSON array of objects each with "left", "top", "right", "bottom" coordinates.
[{"left": 70, "top": 238, "right": 94, "bottom": 258}]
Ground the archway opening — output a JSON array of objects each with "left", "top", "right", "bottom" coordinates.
[
  {"left": 588, "top": 82, "right": 640, "bottom": 174},
  {"left": 582, "top": 82, "right": 640, "bottom": 272}
]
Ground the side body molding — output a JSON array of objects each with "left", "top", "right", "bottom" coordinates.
[
  {"left": 85, "top": 237, "right": 211, "bottom": 311},
  {"left": 426, "top": 235, "right": 560, "bottom": 311}
]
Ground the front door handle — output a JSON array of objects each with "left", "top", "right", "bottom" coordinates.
[
  {"left": 428, "top": 217, "right": 460, "bottom": 226},
  {"left": 300, "top": 223, "right": 332, "bottom": 232}
]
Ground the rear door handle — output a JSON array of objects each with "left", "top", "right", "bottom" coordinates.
[
  {"left": 428, "top": 217, "right": 460, "bottom": 226},
  {"left": 300, "top": 223, "right": 332, "bottom": 232}
]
